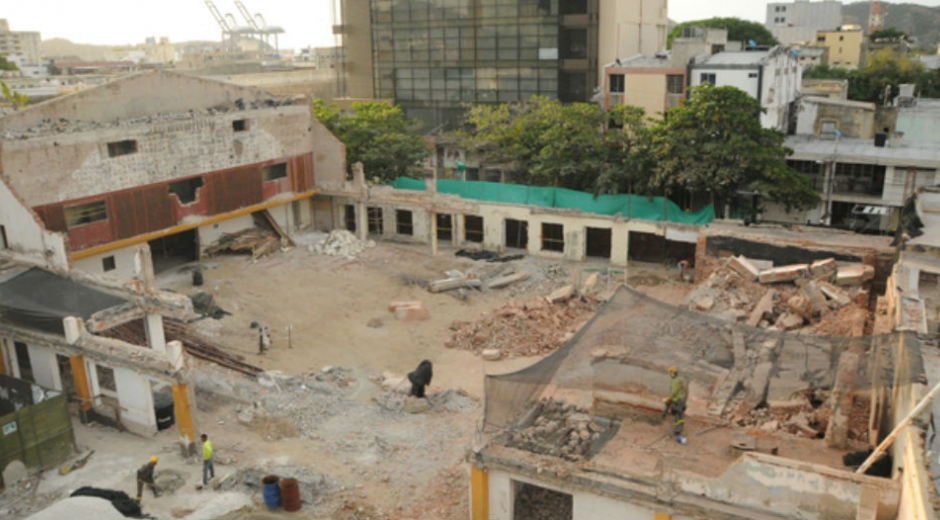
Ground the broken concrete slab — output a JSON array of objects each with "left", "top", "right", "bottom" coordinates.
[
  {"left": 825, "top": 352, "right": 859, "bottom": 449},
  {"left": 487, "top": 271, "right": 530, "bottom": 289},
  {"left": 800, "top": 281, "right": 829, "bottom": 314},
  {"left": 481, "top": 348, "right": 502, "bottom": 361},
  {"left": 777, "top": 313, "right": 804, "bottom": 330},
  {"left": 749, "top": 258, "right": 774, "bottom": 271},
  {"left": 809, "top": 258, "right": 837, "bottom": 278},
  {"left": 819, "top": 282, "right": 852, "bottom": 307},
  {"left": 748, "top": 290, "right": 777, "bottom": 327},
  {"left": 547, "top": 285, "right": 575, "bottom": 304},
  {"left": 581, "top": 272, "right": 599, "bottom": 294},
  {"left": 695, "top": 296, "right": 716, "bottom": 312},
  {"left": 758, "top": 264, "right": 810, "bottom": 284},
  {"left": 835, "top": 264, "right": 875, "bottom": 287},
  {"left": 428, "top": 277, "right": 468, "bottom": 293},
  {"left": 787, "top": 295, "right": 812, "bottom": 320},
  {"left": 728, "top": 256, "right": 761, "bottom": 282}
]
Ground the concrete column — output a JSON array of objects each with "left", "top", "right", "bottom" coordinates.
[
  {"left": 167, "top": 340, "right": 184, "bottom": 370},
  {"left": 134, "top": 244, "right": 156, "bottom": 288},
  {"left": 145, "top": 314, "right": 167, "bottom": 354},
  {"left": 70, "top": 355, "right": 94, "bottom": 422},
  {"left": 470, "top": 466, "right": 489, "bottom": 520},
  {"left": 611, "top": 225, "right": 629, "bottom": 267},
  {"left": 454, "top": 214, "right": 465, "bottom": 247},
  {"left": 356, "top": 203, "right": 368, "bottom": 242}
]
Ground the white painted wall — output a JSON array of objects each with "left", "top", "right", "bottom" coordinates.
[
  {"left": 487, "top": 468, "right": 680, "bottom": 520},
  {"left": 26, "top": 344, "right": 57, "bottom": 390},
  {"left": 796, "top": 101, "right": 820, "bottom": 136},
  {"left": 0, "top": 178, "right": 69, "bottom": 269},
  {"left": 114, "top": 367, "right": 156, "bottom": 430},
  {"left": 882, "top": 166, "right": 939, "bottom": 206},
  {"left": 690, "top": 68, "right": 759, "bottom": 98},
  {"left": 197, "top": 214, "right": 255, "bottom": 251},
  {"left": 72, "top": 245, "right": 139, "bottom": 278},
  {"left": 760, "top": 50, "right": 802, "bottom": 132}
]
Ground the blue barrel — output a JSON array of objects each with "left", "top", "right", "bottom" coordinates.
[{"left": 262, "top": 475, "right": 281, "bottom": 509}]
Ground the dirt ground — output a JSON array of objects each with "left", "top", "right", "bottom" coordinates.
[{"left": 0, "top": 232, "right": 690, "bottom": 520}]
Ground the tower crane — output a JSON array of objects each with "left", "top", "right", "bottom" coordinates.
[{"left": 234, "top": 0, "right": 284, "bottom": 54}]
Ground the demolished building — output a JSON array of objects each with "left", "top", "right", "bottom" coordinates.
[{"left": 0, "top": 70, "right": 345, "bottom": 277}]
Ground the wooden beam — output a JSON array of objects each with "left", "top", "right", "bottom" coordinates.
[
  {"left": 70, "top": 355, "right": 93, "bottom": 412},
  {"left": 470, "top": 465, "right": 488, "bottom": 520},
  {"left": 172, "top": 383, "right": 195, "bottom": 444}
]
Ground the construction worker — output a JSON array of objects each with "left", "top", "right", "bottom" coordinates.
[
  {"left": 136, "top": 456, "right": 160, "bottom": 500},
  {"left": 663, "top": 366, "right": 688, "bottom": 444},
  {"left": 200, "top": 433, "right": 215, "bottom": 486}
]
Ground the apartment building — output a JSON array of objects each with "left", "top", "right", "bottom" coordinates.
[
  {"left": 765, "top": 0, "right": 842, "bottom": 46},
  {"left": 338, "top": 0, "right": 668, "bottom": 128},
  {"left": 0, "top": 19, "right": 41, "bottom": 64}
]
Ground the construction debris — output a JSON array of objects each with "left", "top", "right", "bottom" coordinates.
[
  {"left": 428, "top": 271, "right": 482, "bottom": 293},
  {"left": 445, "top": 291, "right": 598, "bottom": 357},
  {"left": 311, "top": 230, "right": 374, "bottom": 258},
  {"left": 505, "top": 399, "right": 619, "bottom": 462},
  {"left": 204, "top": 228, "right": 281, "bottom": 259},
  {"left": 687, "top": 256, "right": 875, "bottom": 336},
  {"left": 487, "top": 271, "right": 530, "bottom": 290}
]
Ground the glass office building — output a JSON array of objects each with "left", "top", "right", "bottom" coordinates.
[{"left": 367, "top": 0, "right": 598, "bottom": 128}]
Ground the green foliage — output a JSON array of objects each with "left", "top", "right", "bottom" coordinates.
[
  {"left": 804, "top": 49, "right": 940, "bottom": 103},
  {"left": 645, "top": 85, "right": 819, "bottom": 212},
  {"left": 457, "top": 96, "right": 650, "bottom": 192},
  {"left": 667, "top": 17, "right": 778, "bottom": 49},
  {"left": 0, "top": 55, "right": 18, "bottom": 71},
  {"left": 0, "top": 80, "right": 28, "bottom": 108},
  {"left": 869, "top": 27, "right": 907, "bottom": 42},
  {"left": 313, "top": 100, "right": 428, "bottom": 183}
]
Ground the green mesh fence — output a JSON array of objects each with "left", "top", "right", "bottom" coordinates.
[{"left": 388, "top": 178, "right": 714, "bottom": 225}]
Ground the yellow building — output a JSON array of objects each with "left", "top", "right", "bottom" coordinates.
[{"left": 815, "top": 25, "right": 864, "bottom": 69}]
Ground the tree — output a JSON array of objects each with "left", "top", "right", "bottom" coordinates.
[
  {"left": 457, "top": 96, "right": 650, "bottom": 192},
  {"left": 667, "top": 18, "right": 778, "bottom": 49},
  {"left": 805, "top": 50, "right": 939, "bottom": 103},
  {"left": 646, "top": 85, "right": 819, "bottom": 214},
  {"left": 313, "top": 100, "right": 428, "bottom": 183},
  {"left": 869, "top": 27, "right": 907, "bottom": 42},
  {"left": 1, "top": 81, "right": 28, "bottom": 109},
  {"left": 0, "top": 55, "right": 17, "bottom": 71}
]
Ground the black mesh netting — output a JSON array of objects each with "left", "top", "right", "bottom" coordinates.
[
  {"left": 484, "top": 286, "right": 916, "bottom": 434},
  {"left": 70, "top": 486, "right": 142, "bottom": 517}
]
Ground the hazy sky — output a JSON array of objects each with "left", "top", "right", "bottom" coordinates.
[{"left": 4, "top": 0, "right": 940, "bottom": 52}]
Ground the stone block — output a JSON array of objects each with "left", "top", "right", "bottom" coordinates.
[
  {"left": 778, "top": 313, "right": 804, "bottom": 330},
  {"left": 758, "top": 264, "right": 809, "bottom": 284},
  {"left": 695, "top": 296, "right": 716, "bottom": 312},
  {"left": 581, "top": 272, "right": 599, "bottom": 294},
  {"left": 393, "top": 302, "right": 429, "bottom": 322},
  {"left": 819, "top": 282, "right": 852, "bottom": 307},
  {"left": 800, "top": 281, "right": 829, "bottom": 314},
  {"left": 547, "top": 285, "right": 575, "bottom": 303},
  {"left": 809, "top": 258, "right": 837, "bottom": 278},
  {"left": 748, "top": 290, "right": 777, "bottom": 327},
  {"left": 835, "top": 264, "right": 875, "bottom": 287},
  {"left": 728, "top": 255, "right": 761, "bottom": 282},
  {"left": 787, "top": 295, "right": 812, "bottom": 320},
  {"left": 481, "top": 348, "right": 502, "bottom": 361},
  {"left": 749, "top": 259, "right": 774, "bottom": 271}
]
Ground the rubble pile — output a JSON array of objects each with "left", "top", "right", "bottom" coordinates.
[
  {"left": 445, "top": 289, "right": 598, "bottom": 359},
  {"left": 311, "top": 230, "right": 375, "bottom": 258},
  {"left": 243, "top": 367, "right": 355, "bottom": 440},
  {"left": 505, "top": 399, "right": 618, "bottom": 462},
  {"left": 686, "top": 256, "right": 874, "bottom": 336}
]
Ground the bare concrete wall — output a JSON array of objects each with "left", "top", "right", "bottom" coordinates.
[
  {"left": 0, "top": 178, "right": 69, "bottom": 267},
  {"left": 310, "top": 117, "right": 347, "bottom": 192},
  {"left": 0, "top": 71, "right": 278, "bottom": 130},
  {"left": 1, "top": 106, "right": 313, "bottom": 207}
]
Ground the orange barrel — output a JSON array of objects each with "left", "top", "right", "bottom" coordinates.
[{"left": 280, "top": 477, "right": 301, "bottom": 512}]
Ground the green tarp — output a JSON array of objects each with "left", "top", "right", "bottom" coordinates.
[{"left": 388, "top": 178, "right": 714, "bottom": 225}]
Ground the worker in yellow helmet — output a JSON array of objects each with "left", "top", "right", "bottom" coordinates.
[
  {"left": 136, "top": 456, "right": 160, "bottom": 501},
  {"left": 662, "top": 366, "right": 688, "bottom": 444}
]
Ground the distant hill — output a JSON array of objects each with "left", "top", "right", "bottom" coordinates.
[
  {"left": 843, "top": 1, "right": 940, "bottom": 51},
  {"left": 41, "top": 38, "right": 111, "bottom": 61}
]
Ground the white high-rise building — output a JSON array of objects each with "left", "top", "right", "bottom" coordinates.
[
  {"left": 0, "top": 19, "right": 42, "bottom": 64},
  {"left": 765, "top": 0, "right": 842, "bottom": 46}
]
